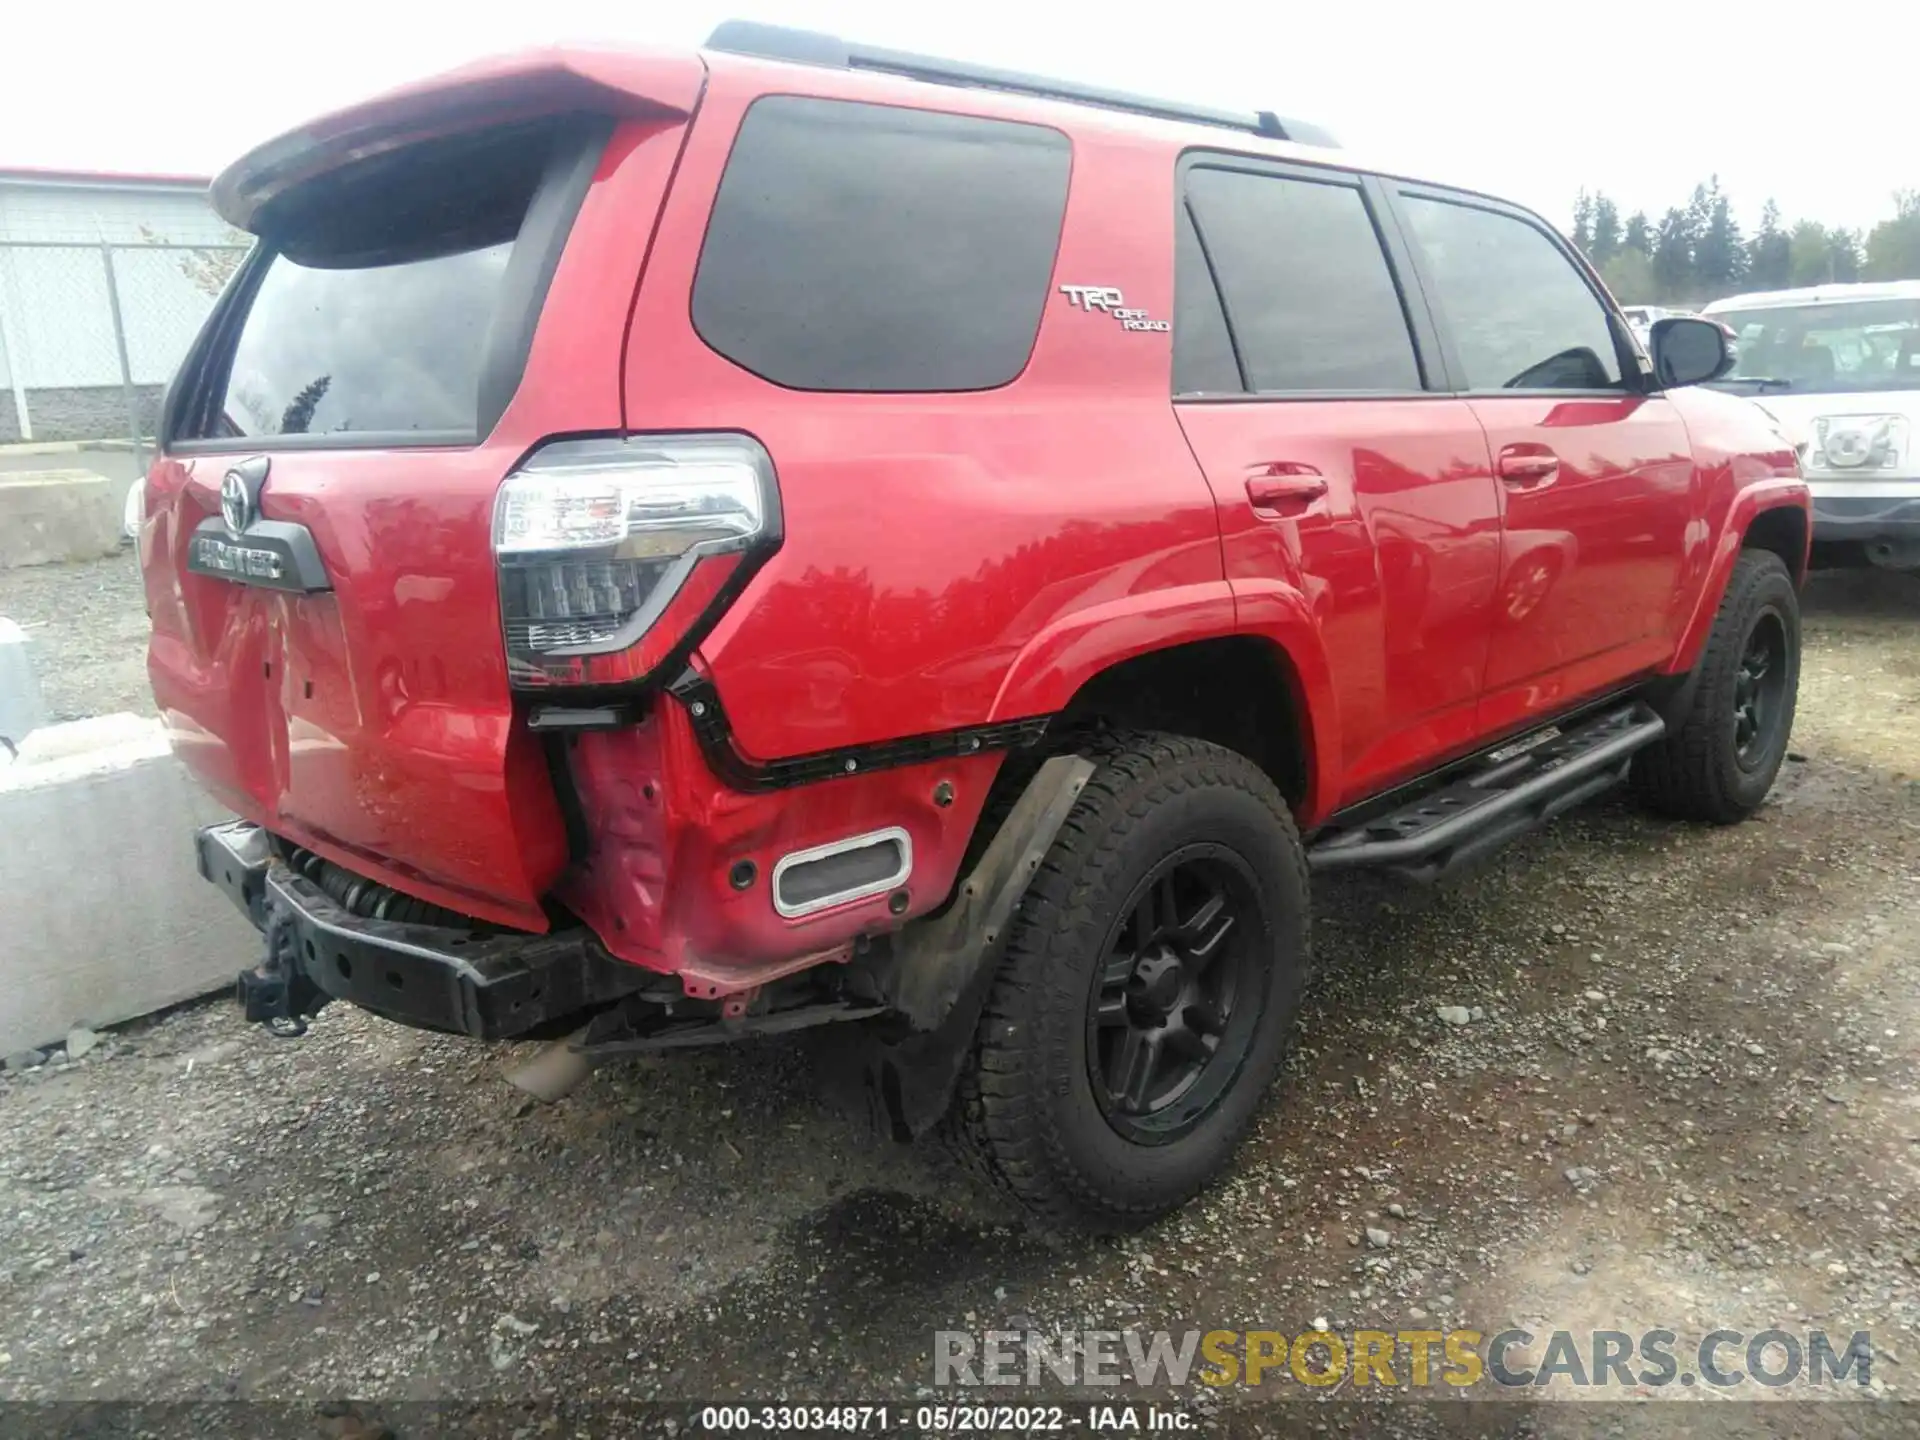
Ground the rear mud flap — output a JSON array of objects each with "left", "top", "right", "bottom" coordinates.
[{"left": 858, "top": 753, "right": 1095, "bottom": 1138}]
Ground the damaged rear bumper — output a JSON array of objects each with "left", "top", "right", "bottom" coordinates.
[{"left": 196, "top": 821, "right": 650, "bottom": 1039}]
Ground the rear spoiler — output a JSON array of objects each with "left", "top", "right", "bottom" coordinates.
[{"left": 211, "top": 46, "right": 706, "bottom": 233}]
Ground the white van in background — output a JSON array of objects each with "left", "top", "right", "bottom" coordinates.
[{"left": 1703, "top": 281, "right": 1920, "bottom": 570}]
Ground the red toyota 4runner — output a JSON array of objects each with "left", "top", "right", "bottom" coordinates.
[{"left": 144, "top": 22, "right": 1809, "bottom": 1233}]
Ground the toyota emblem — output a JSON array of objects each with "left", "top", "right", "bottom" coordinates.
[{"left": 220, "top": 467, "right": 256, "bottom": 538}]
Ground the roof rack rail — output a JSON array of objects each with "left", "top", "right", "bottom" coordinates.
[{"left": 704, "top": 20, "right": 1339, "bottom": 149}]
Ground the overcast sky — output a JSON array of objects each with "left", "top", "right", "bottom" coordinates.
[{"left": 8, "top": 0, "right": 1917, "bottom": 234}]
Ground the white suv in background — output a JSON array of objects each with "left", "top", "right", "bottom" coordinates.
[
  {"left": 1620, "top": 304, "right": 1679, "bottom": 343},
  {"left": 1704, "top": 281, "right": 1920, "bottom": 570}
]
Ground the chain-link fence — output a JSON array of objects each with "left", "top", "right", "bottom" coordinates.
[{"left": 0, "top": 240, "right": 250, "bottom": 467}]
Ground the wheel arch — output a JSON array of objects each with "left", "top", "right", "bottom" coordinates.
[
  {"left": 988, "top": 582, "right": 1336, "bottom": 822},
  {"left": 1744, "top": 504, "right": 1810, "bottom": 588},
  {"left": 1052, "top": 635, "right": 1318, "bottom": 814},
  {"left": 1670, "top": 482, "right": 1810, "bottom": 674}
]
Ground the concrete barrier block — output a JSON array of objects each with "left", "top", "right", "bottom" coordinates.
[
  {"left": 1, "top": 715, "right": 254, "bottom": 1054},
  {"left": 0, "top": 469, "right": 123, "bottom": 568},
  {"left": 0, "top": 617, "right": 47, "bottom": 748}
]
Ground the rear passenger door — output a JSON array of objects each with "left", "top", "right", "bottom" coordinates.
[
  {"left": 1387, "top": 189, "right": 1695, "bottom": 733},
  {"left": 1171, "top": 157, "right": 1506, "bottom": 807}
]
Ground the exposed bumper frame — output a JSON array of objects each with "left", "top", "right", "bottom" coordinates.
[{"left": 197, "top": 821, "right": 653, "bottom": 1039}]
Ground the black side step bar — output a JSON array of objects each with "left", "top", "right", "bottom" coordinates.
[{"left": 1307, "top": 702, "right": 1666, "bottom": 883}]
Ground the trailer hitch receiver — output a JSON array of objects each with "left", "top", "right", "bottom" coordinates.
[{"left": 235, "top": 907, "right": 330, "bottom": 1037}]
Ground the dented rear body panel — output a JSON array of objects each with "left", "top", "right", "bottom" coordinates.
[{"left": 146, "top": 60, "right": 702, "bottom": 931}]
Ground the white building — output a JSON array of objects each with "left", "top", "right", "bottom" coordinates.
[{"left": 0, "top": 169, "right": 248, "bottom": 444}]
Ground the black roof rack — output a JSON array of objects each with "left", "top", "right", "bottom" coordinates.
[{"left": 704, "top": 20, "right": 1339, "bottom": 149}]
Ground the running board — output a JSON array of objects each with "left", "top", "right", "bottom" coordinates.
[{"left": 1307, "top": 702, "right": 1666, "bottom": 883}]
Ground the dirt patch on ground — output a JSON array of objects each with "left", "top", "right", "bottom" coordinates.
[{"left": 2, "top": 567, "right": 1916, "bottom": 1436}]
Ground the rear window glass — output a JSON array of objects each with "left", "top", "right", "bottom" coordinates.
[
  {"left": 182, "top": 120, "right": 568, "bottom": 442},
  {"left": 692, "top": 98, "right": 1071, "bottom": 393}
]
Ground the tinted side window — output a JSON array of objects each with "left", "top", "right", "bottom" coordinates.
[
  {"left": 692, "top": 98, "right": 1071, "bottom": 393},
  {"left": 1182, "top": 166, "right": 1421, "bottom": 393},
  {"left": 1173, "top": 205, "right": 1242, "bottom": 394},
  {"left": 1399, "top": 196, "right": 1624, "bottom": 391}
]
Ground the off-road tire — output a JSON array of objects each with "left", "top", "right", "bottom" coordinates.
[
  {"left": 952, "top": 732, "right": 1309, "bottom": 1235},
  {"left": 1631, "top": 550, "right": 1800, "bottom": 823}
]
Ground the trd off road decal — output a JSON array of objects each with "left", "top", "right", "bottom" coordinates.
[{"left": 1058, "top": 285, "right": 1170, "bottom": 333}]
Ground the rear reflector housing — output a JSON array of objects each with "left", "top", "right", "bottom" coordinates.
[
  {"left": 493, "top": 433, "right": 782, "bottom": 687},
  {"left": 772, "top": 828, "right": 913, "bottom": 918}
]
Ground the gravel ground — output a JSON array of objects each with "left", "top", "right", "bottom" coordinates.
[
  {"left": 0, "top": 549, "right": 153, "bottom": 723},
  {"left": 1, "top": 561, "right": 1917, "bottom": 1437}
]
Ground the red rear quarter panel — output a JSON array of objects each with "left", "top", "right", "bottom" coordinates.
[
  {"left": 623, "top": 65, "right": 1225, "bottom": 760},
  {"left": 565, "top": 65, "right": 1247, "bottom": 972}
]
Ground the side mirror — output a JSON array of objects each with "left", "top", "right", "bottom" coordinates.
[{"left": 1648, "top": 316, "right": 1734, "bottom": 388}]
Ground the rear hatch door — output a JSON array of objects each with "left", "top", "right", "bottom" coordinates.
[{"left": 144, "top": 52, "right": 703, "bottom": 928}]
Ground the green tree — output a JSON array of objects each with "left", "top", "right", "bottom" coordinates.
[
  {"left": 1598, "top": 248, "right": 1656, "bottom": 304},
  {"left": 1694, "top": 182, "right": 1745, "bottom": 297},
  {"left": 1571, "top": 190, "right": 1594, "bottom": 253},
  {"left": 1684, "top": 184, "right": 1714, "bottom": 252},
  {"left": 1863, "top": 190, "right": 1920, "bottom": 281},
  {"left": 278, "top": 375, "right": 331, "bottom": 435},
  {"left": 1787, "top": 220, "right": 1833, "bottom": 286},
  {"left": 1828, "top": 229, "right": 1861, "bottom": 283},
  {"left": 1567, "top": 184, "right": 1917, "bottom": 295},
  {"left": 1652, "top": 206, "right": 1696, "bottom": 299},
  {"left": 1623, "top": 210, "right": 1653, "bottom": 257},
  {"left": 1590, "top": 196, "right": 1621, "bottom": 264},
  {"left": 1746, "top": 200, "right": 1791, "bottom": 291}
]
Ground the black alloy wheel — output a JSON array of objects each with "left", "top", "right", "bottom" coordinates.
[
  {"left": 1732, "top": 611, "right": 1790, "bottom": 768},
  {"left": 1085, "top": 848, "right": 1263, "bottom": 1144}
]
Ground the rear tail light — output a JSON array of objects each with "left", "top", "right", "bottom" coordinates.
[{"left": 492, "top": 433, "right": 781, "bottom": 688}]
